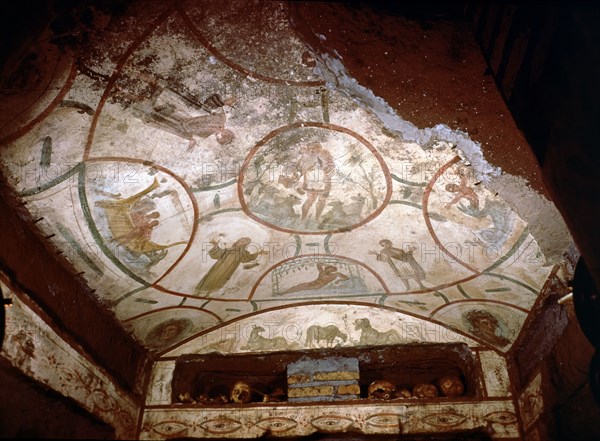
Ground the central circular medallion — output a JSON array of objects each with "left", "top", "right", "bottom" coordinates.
[{"left": 239, "top": 122, "right": 391, "bottom": 234}]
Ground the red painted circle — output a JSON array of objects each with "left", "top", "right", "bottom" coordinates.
[{"left": 238, "top": 122, "right": 393, "bottom": 235}]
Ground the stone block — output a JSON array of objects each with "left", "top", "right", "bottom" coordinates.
[
  {"left": 337, "top": 384, "right": 361, "bottom": 396},
  {"left": 313, "top": 371, "right": 360, "bottom": 381},
  {"left": 287, "top": 356, "right": 360, "bottom": 402},
  {"left": 288, "top": 385, "right": 334, "bottom": 398}
]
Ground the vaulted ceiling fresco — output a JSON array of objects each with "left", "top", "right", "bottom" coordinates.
[{"left": 0, "top": 0, "right": 561, "bottom": 362}]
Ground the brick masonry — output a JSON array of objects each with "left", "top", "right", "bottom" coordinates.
[{"left": 287, "top": 356, "right": 360, "bottom": 402}]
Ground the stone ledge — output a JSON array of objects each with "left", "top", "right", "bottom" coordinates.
[{"left": 141, "top": 399, "right": 519, "bottom": 439}]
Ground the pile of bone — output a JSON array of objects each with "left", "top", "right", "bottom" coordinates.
[
  {"left": 367, "top": 375, "right": 465, "bottom": 400},
  {"left": 177, "top": 381, "right": 286, "bottom": 404}
]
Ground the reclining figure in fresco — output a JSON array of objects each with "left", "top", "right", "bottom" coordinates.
[{"left": 133, "top": 85, "right": 235, "bottom": 151}]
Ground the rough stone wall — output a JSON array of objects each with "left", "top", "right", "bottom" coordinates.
[
  {"left": 467, "top": 3, "right": 600, "bottom": 297},
  {"left": 0, "top": 279, "right": 141, "bottom": 439},
  {"left": 469, "top": 5, "right": 600, "bottom": 439}
]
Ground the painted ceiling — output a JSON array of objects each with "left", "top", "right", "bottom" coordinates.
[{"left": 0, "top": 0, "right": 563, "bottom": 360}]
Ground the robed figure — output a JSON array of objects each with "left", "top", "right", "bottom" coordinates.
[
  {"left": 370, "top": 239, "right": 426, "bottom": 290},
  {"left": 195, "top": 237, "right": 264, "bottom": 294}
]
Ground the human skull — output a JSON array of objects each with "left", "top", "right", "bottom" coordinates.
[
  {"left": 368, "top": 380, "right": 396, "bottom": 400},
  {"left": 393, "top": 388, "right": 413, "bottom": 399},
  {"left": 412, "top": 383, "right": 439, "bottom": 399},
  {"left": 438, "top": 375, "right": 465, "bottom": 397},
  {"left": 230, "top": 381, "right": 252, "bottom": 403},
  {"left": 263, "top": 388, "right": 286, "bottom": 403}
]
